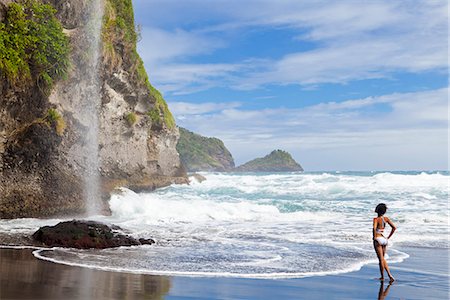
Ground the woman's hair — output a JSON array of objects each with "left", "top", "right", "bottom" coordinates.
[{"left": 375, "top": 203, "right": 387, "bottom": 216}]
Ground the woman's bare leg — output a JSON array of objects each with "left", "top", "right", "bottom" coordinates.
[
  {"left": 382, "top": 245, "right": 395, "bottom": 281},
  {"left": 374, "top": 241, "right": 384, "bottom": 280}
]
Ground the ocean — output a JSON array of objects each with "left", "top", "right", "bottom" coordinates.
[{"left": 1, "top": 171, "right": 448, "bottom": 279}]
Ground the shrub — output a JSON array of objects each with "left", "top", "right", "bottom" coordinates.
[
  {"left": 125, "top": 112, "right": 137, "bottom": 126},
  {"left": 0, "top": 0, "right": 70, "bottom": 91},
  {"left": 46, "top": 108, "right": 65, "bottom": 135},
  {"left": 147, "top": 108, "right": 161, "bottom": 127}
]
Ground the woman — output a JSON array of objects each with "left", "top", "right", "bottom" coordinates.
[{"left": 373, "top": 203, "right": 396, "bottom": 282}]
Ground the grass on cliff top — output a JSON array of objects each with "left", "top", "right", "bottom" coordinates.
[
  {"left": 102, "top": 0, "right": 175, "bottom": 130},
  {"left": 0, "top": 0, "right": 69, "bottom": 92}
]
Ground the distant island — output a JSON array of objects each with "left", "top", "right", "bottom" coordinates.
[
  {"left": 177, "top": 127, "right": 235, "bottom": 172},
  {"left": 235, "top": 150, "right": 303, "bottom": 172},
  {"left": 177, "top": 128, "right": 303, "bottom": 172}
]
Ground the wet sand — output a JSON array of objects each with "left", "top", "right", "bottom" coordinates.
[
  {"left": 1, "top": 247, "right": 448, "bottom": 299},
  {"left": 0, "top": 249, "right": 170, "bottom": 299}
]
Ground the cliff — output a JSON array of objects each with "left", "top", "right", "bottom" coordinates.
[
  {"left": 235, "top": 150, "right": 303, "bottom": 172},
  {"left": 0, "top": 0, "right": 187, "bottom": 218},
  {"left": 176, "top": 127, "right": 235, "bottom": 172}
]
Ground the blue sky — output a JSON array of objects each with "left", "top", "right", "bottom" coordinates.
[{"left": 132, "top": 0, "right": 448, "bottom": 170}]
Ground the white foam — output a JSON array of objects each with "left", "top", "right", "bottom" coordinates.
[
  {"left": 109, "top": 188, "right": 336, "bottom": 225},
  {"left": 0, "top": 218, "right": 63, "bottom": 234},
  {"left": 31, "top": 248, "right": 409, "bottom": 279},
  {"left": 184, "top": 172, "right": 449, "bottom": 196},
  {"left": 0, "top": 245, "right": 46, "bottom": 250},
  {"left": 412, "top": 192, "right": 438, "bottom": 200}
]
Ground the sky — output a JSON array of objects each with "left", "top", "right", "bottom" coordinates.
[{"left": 132, "top": 0, "right": 448, "bottom": 171}]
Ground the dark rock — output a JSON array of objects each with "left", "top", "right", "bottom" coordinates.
[
  {"left": 32, "top": 220, "right": 154, "bottom": 249},
  {"left": 4, "top": 122, "right": 61, "bottom": 172},
  {"left": 138, "top": 238, "right": 155, "bottom": 245}
]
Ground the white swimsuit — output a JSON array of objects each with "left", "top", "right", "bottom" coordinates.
[{"left": 375, "top": 217, "right": 388, "bottom": 246}]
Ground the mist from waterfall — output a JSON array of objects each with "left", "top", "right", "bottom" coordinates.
[{"left": 82, "top": 0, "right": 104, "bottom": 216}]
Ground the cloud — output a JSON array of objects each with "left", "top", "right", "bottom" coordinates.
[
  {"left": 137, "top": 27, "right": 223, "bottom": 65},
  {"left": 147, "top": 62, "right": 243, "bottom": 95},
  {"left": 171, "top": 87, "right": 448, "bottom": 170},
  {"left": 135, "top": 0, "right": 448, "bottom": 94},
  {"left": 236, "top": 36, "right": 446, "bottom": 89},
  {"left": 136, "top": 27, "right": 237, "bottom": 94},
  {"left": 169, "top": 101, "right": 241, "bottom": 116}
]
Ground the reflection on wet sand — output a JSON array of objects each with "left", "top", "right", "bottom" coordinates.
[
  {"left": 377, "top": 281, "right": 392, "bottom": 300},
  {"left": 0, "top": 249, "right": 171, "bottom": 300}
]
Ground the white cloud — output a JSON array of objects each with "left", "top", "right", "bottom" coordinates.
[
  {"left": 147, "top": 62, "right": 241, "bottom": 95},
  {"left": 172, "top": 88, "right": 448, "bottom": 170},
  {"left": 169, "top": 101, "right": 241, "bottom": 115},
  {"left": 135, "top": 0, "right": 448, "bottom": 94},
  {"left": 136, "top": 27, "right": 238, "bottom": 94},
  {"left": 236, "top": 36, "right": 446, "bottom": 89},
  {"left": 137, "top": 27, "right": 222, "bottom": 65}
]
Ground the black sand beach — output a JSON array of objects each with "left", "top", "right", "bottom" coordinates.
[{"left": 1, "top": 246, "right": 448, "bottom": 300}]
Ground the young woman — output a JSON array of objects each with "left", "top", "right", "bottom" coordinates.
[{"left": 373, "top": 203, "right": 396, "bottom": 282}]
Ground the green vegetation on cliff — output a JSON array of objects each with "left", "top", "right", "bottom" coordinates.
[
  {"left": 0, "top": 0, "right": 69, "bottom": 91},
  {"left": 124, "top": 111, "right": 137, "bottom": 126},
  {"left": 235, "top": 150, "right": 303, "bottom": 172},
  {"left": 46, "top": 108, "right": 65, "bottom": 135},
  {"left": 102, "top": 0, "right": 175, "bottom": 129},
  {"left": 177, "top": 127, "right": 235, "bottom": 172}
]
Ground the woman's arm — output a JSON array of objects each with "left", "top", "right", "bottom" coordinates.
[
  {"left": 373, "top": 218, "right": 378, "bottom": 240},
  {"left": 386, "top": 217, "right": 397, "bottom": 239}
]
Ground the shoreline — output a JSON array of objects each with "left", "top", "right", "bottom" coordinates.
[
  {"left": 1, "top": 246, "right": 448, "bottom": 299},
  {"left": 1, "top": 243, "right": 409, "bottom": 280}
]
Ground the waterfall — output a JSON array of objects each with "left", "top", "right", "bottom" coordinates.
[{"left": 82, "top": 0, "right": 104, "bottom": 216}]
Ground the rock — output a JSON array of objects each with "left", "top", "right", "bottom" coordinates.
[
  {"left": 138, "top": 238, "right": 155, "bottom": 245},
  {"left": 234, "top": 150, "right": 303, "bottom": 172},
  {"left": 32, "top": 220, "right": 154, "bottom": 249},
  {"left": 4, "top": 122, "right": 61, "bottom": 172},
  {"left": 190, "top": 173, "right": 206, "bottom": 183}
]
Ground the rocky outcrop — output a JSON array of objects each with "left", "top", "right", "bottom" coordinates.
[
  {"left": 177, "top": 127, "right": 235, "bottom": 172},
  {"left": 235, "top": 150, "right": 303, "bottom": 172},
  {"left": 32, "top": 220, "right": 155, "bottom": 249},
  {"left": 0, "top": 0, "right": 187, "bottom": 218},
  {"left": 190, "top": 173, "right": 207, "bottom": 183}
]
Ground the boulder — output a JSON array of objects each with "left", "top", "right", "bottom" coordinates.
[
  {"left": 190, "top": 173, "right": 207, "bottom": 183},
  {"left": 32, "top": 220, "right": 154, "bottom": 249}
]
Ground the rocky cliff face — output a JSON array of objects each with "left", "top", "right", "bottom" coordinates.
[
  {"left": 0, "top": 0, "right": 187, "bottom": 218},
  {"left": 176, "top": 127, "right": 235, "bottom": 172}
]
